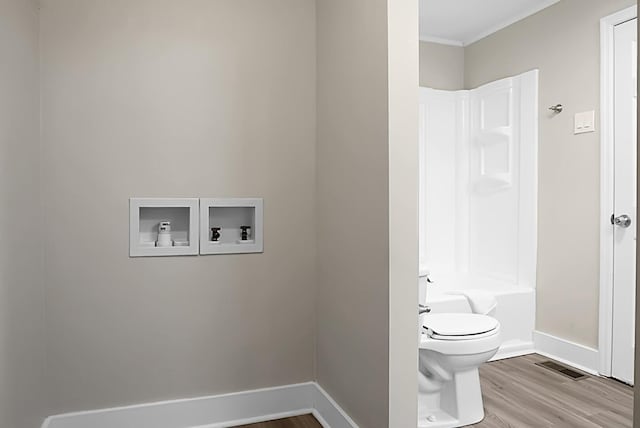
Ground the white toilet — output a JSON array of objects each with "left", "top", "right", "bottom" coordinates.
[{"left": 418, "top": 313, "right": 501, "bottom": 428}]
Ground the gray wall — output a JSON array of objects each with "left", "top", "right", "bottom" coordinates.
[
  {"left": 3, "top": 1, "right": 414, "bottom": 424},
  {"left": 464, "top": 0, "right": 636, "bottom": 348},
  {"left": 419, "top": 41, "right": 464, "bottom": 90},
  {"left": 40, "top": 0, "right": 317, "bottom": 414},
  {"left": 316, "top": 0, "right": 390, "bottom": 427},
  {"left": 0, "top": 0, "right": 46, "bottom": 427}
]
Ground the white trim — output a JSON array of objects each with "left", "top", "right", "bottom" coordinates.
[
  {"left": 533, "top": 331, "right": 600, "bottom": 375},
  {"left": 420, "top": 0, "right": 561, "bottom": 48},
  {"left": 312, "top": 383, "right": 359, "bottom": 428},
  {"left": 418, "top": 35, "right": 464, "bottom": 47},
  {"left": 598, "top": 4, "right": 638, "bottom": 378},
  {"left": 463, "top": 0, "right": 561, "bottom": 46},
  {"left": 41, "top": 382, "right": 358, "bottom": 428}
]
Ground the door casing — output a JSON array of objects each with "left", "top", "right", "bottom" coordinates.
[{"left": 599, "top": 4, "right": 638, "bottom": 378}]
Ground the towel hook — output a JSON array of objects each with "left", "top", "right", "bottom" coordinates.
[{"left": 549, "top": 104, "right": 563, "bottom": 114}]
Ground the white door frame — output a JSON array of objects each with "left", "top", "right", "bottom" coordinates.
[{"left": 599, "top": 5, "right": 638, "bottom": 377}]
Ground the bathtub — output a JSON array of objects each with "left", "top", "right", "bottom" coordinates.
[{"left": 420, "top": 273, "right": 535, "bottom": 361}]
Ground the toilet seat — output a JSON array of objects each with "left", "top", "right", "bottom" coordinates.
[
  {"left": 428, "top": 329, "right": 499, "bottom": 341},
  {"left": 423, "top": 313, "right": 499, "bottom": 341}
]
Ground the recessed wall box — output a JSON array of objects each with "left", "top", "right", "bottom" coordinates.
[
  {"left": 129, "top": 198, "right": 199, "bottom": 257},
  {"left": 199, "top": 198, "right": 263, "bottom": 255}
]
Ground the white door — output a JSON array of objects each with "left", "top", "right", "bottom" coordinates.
[{"left": 611, "top": 17, "right": 637, "bottom": 385}]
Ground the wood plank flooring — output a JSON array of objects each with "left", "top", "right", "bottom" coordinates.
[
  {"left": 233, "top": 354, "right": 633, "bottom": 428},
  {"left": 472, "top": 353, "right": 633, "bottom": 427},
  {"left": 234, "top": 414, "right": 322, "bottom": 428}
]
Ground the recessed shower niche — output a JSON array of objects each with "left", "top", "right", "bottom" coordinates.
[
  {"left": 129, "top": 198, "right": 199, "bottom": 257},
  {"left": 199, "top": 198, "right": 263, "bottom": 255}
]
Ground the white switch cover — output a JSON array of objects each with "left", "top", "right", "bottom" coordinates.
[{"left": 574, "top": 110, "right": 595, "bottom": 134}]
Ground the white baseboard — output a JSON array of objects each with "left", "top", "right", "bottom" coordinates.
[
  {"left": 42, "top": 382, "right": 358, "bottom": 428},
  {"left": 311, "top": 384, "right": 359, "bottom": 428},
  {"left": 533, "top": 330, "right": 599, "bottom": 375},
  {"left": 40, "top": 333, "right": 602, "bottom": 428}
]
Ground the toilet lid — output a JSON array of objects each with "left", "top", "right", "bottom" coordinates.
[{"left": 423, "top": 313, "right": 499, "bottom": 338}]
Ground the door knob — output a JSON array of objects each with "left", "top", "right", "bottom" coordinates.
[{"left": 612, "top": 214, "right": 632, "bottom": 228}]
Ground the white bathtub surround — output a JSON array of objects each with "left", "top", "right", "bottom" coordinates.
[
  {"left": 419, "top": 70, "right": 539, "bottom": 363},
  {"left": 445, "top": 290, "right": 497, "bottom": 315},
  {"left": 420, "top": 70, "right": 539, "bottom": 286},
  {"left": 41, "top": 383, "right": 357, "bottom": 428}
]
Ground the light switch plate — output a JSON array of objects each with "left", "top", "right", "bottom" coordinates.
[{"left": 574, "top": 110, "right": 595, "bottom": 134}]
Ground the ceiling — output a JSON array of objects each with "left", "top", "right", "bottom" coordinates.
[{"left": 419, "top": 0, "right": 561, "bottom": 46}]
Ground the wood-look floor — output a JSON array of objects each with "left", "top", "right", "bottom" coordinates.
[
  {"left": 234, "top": 414, "right": 322, "bottom": 428},
  {"left": 472, "top": 353, "right": 633, "bottom": 427},
  {"left": 233, "top": 354, "right": 633, "bottom": 428}
]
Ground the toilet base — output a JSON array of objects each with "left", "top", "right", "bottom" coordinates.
[
  {"left": 417, "top": 409, "right": 459, "bottom": 428},
  {"left": 418, "top": 367, "right": 485, "bottom": 428},
  {"left": 417, "top": 412, "right": 483, "bottom": 428}
]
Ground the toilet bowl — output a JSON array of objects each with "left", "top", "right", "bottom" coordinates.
[{"left": 418, "top": 313, "right": 501, "bottom": 428}]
